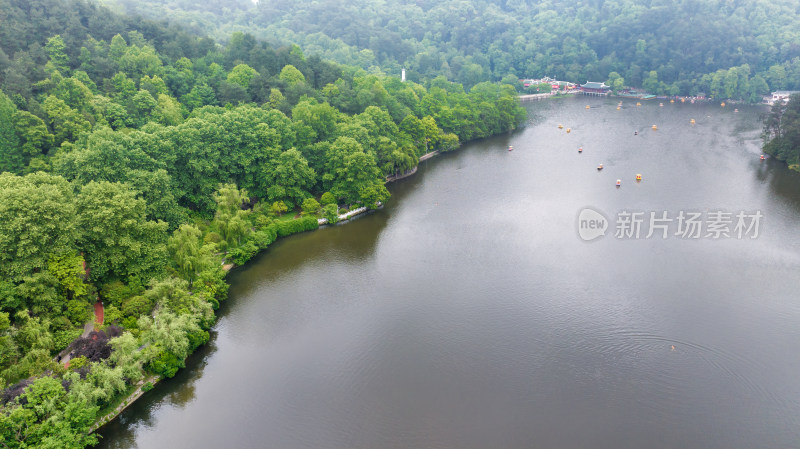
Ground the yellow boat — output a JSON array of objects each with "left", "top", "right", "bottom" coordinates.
[
  {"left": 652, "top": 125, "right": 657, "bottom": 130},
  {"left": 690, "top": 119, "right": 695, "bottom": 124}
]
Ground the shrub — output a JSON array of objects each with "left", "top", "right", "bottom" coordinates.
[
  {"left": 68, "top": 356, "right": 89, "bottom": 371},
  {"left": 103, "top": 304, "right": 123, "bottom": 324},
  {"left": 338, "top": 207, "right": 349, "bottom": 214},
  {"left": 101, "top": 280, "right": 144, "bottom": 308},
  {"left": 203, "top": 231, "right": 222, "bottom": 245},
  {"left": 53, "top": 328, "right": 82, "bottom": 352},
  {"left": 255, "top": 214, "right": 274, "bottom": 230},
  {"left": 142, "top": 381, "right": 154, "bottom": 392},
  {"left": 270, "top": 201, "right": 288, "bottom": 216},
  {"left": 121, "top": 316, "right": 138, "bottom": 330},
  {"left": 251, "top": 228, "right": 277, "bottom": 250},
  {"left": 229, "top": 241, "right": 259, "bottom": 265},
  {"left": 322, "top": 204, "right": 339, "bottom": 224},
  {"left": 275, "top": 216, "right": 319, "bottom": 237},
  {"left": 320, "top": 192, "right": 336, "bottom": 206},
  {"left": 147, "top": 350, "right": 183, "bottom": 378},
  {"left": 187, "top": 329, "right": 209, "bottom": 350},
  {"left": 121, "top": 295, "right": 154, "bottom": 318},
  {"left": 301, "top": 197, "right": 321, "bottom": 215}
]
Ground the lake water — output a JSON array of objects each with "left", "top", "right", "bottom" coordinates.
[{"left": 97, "top": 97, "right": 800, "bottom": 449}]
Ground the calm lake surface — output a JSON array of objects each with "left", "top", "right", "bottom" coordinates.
[{"left": 97, "top": 97, "right": 800, "bottom": 449}]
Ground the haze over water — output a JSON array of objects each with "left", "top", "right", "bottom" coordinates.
[{"left": 98, "top": 97, "right": 800, "bottom": 449}]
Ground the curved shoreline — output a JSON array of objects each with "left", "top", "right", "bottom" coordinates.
[{"left": 91, "top": 148, "right": 450, "bottom": 436}]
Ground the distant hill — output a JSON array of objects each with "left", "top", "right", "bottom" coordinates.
[{"left": 105, "top": 0, "right": 800, "bottom": 98}]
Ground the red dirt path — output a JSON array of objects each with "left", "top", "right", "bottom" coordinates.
[{"left": 94, "top": 301, "right": 104, "bottom": 326}]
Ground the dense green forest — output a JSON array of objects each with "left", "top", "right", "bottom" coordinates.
[
  {"left": 105, "top": 0, "right": 800, "bottom": 101},
  {"left": 763, "top": 94, "right": 800, "bottom": 169},
  {"left": 0, "top": 0, "right": 525, "bottom": 446}
]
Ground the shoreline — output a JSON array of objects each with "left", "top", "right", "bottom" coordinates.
[{"left": 92, "top": 139, "right": 475, "bottom": 435}]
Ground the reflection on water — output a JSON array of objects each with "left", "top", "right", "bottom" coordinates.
[{"left": 97, "top": 97, "right": 800, "bottom": 449}]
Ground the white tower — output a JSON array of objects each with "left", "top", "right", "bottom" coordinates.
[{"left": 401, "top": 68, "right": 406, "bottom": 82}]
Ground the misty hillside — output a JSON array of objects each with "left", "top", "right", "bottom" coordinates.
[{"left": 107, "top": 0, "right": 800, "bottom": 95}]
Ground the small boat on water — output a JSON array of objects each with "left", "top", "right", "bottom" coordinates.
[
  {"left": 690, "top": 118, "right": 696, "bottom": 124},
  {"left": 566, "top": 128, "right": 571, "bottom": 133},
  {"left": 616, "top": 179, "right": 621, "bottom": 187},
  {"left": 578, "top": 146, "right": 583, "bottom": 153},
  {"left": 508, "top": 145, "right": 513, "bottom": 151},
  {"left": 652, "top": 125, "right": 658, "bottom": 130},
  {"left": 636, "top": 174, "right": 642, "bottom": 181},
  {"left": 558, "top": 124, "right": 564, "bottom": 129},
  {"left": 597, "top": 164, "right": 604, "bottom": 171},
  {"left": 760, "top": 154, "right": 766, "bottom": 161}
]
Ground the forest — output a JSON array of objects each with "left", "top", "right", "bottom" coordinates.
[
  {"left": 763, "top": 93, "right": 800, "bottom": 169},
  {"left": 105, "top": 0, "right": 800, "bottom": 102},
  {"left": 0, "top": 0, "right": 525, "bottom": 446}
]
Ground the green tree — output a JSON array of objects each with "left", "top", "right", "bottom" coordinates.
[
  {"left": 261, "top": 148, "right": 317, "bottom": 209},
  {"left": 279, "top": 64, "right": 306, "bottom": 86},
  {"left": 76, "top": 181, "right": 168, "bottom": 284},
  {"left": 47, "top": 251, "right": 88, "bottom": 299},
  {"left": 227, "top": 63, "right": 258, "bottom": 88},
  {"left": 323, "top": 136, "right": 389, "bottom": 205},
  {"left": 45, "top": 35, "right": 70, "bottom": 75},
  {"left": 0, "top": 90, "right": 23, "bottom": 173},
  {"left": 301, "top": 197, "right": 321, "bottom": 215},
  {"left": 0, "top": 172, "right": 77, "bottom": 281}
]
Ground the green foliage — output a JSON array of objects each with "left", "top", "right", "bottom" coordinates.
[
  {"left": 53, "top": 327, "right": 82, "bottom": 351},
  {"left": 0, "top": 3, "right": 536, "bottom": 444},
  {"left": 270, "top": 201, "right": 288, "bottom": 216},
  {"left": 47, "top": 251, "right": 88, "bottom": 299},
  {"left": 0, "top": 173, "right": 77, "bottom": 281},
  {"left": 68, "top": 356, "right": 90, "bottom": 371},
  {"left": 301, "top": 198, "right": 321, "bottom": 216},
  {"left": 763, "top": 94, "right": 800, "bottom": 166},
  {"left": 65, "top": 299, "right": 90, "bottom": 325},
  {"left": 227, "top": 64, "right": 258, "bottom": 88},
  {"left": 275, "top": 216, "right": 319, "bottom": 237},
  {"left": 147, "top": 350, "right": 183, "bottom": 378},
  {"left": 321, "top": 203, "right": 339, "bottom": 224},
  {"left": 262, "top": 148, "right": 317, "bottom": 209},
  {"left": 320, "top": 191, "right": 337, "bottom": 206},
  {"left": 77, "top": 181, "right": 169, "bottom": 284},
  {"left": 251, "top": 227, "right": 278, "bottom": 250},
  {"left": 0, "top": 376, "right": 98, "bottom": 448},
  {"left": 101, "top": 280, "right": 145, "bottom": 308},
  {"left": 229, "top": 241, "right": 260, "bottom": 265},
  {"left": 121, "top": 295, "right": 154, "bottom": 318}
]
